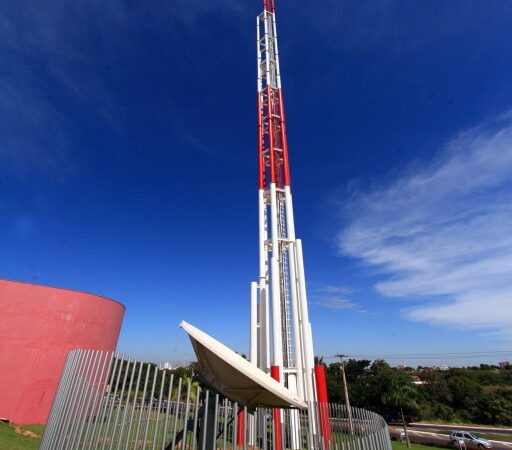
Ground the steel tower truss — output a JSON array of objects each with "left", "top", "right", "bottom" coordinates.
[{"left": 249, "top": 0, "right": 316, "bottom": 407}]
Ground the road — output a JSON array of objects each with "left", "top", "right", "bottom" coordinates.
[
  {"left": 389, "top": 426, "right": 512, "bottom": 450},
  {"left": 410, "top": 424, "right": 512, "bottom": 436}
]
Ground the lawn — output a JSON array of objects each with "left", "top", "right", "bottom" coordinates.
[
  {"left": 392, "top": 441, "right": 446, "bottom": 450},
  {"left": 481, "top": 433, "right": 512, "bottom": 443},
  {"left": 0, "top": 423, "right": 43, "bottom": 450},
  {"left": 0, "top": 422, "right": 452, "bottom": 450}
]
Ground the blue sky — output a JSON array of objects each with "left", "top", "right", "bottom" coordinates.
[{"left": 2, "top": 0, "right": 512, "bottom": 367}]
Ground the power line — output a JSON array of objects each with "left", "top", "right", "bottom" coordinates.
[{"left": 324, "top": 351, "right": 512, "bottom": 360}]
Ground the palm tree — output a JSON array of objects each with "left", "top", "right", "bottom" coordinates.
[
  {"left": 383, "top": 377, "right": 417, "bottom": 448},
  {"left": 173, "top": 375, "right": 201, "bottom": 403}
]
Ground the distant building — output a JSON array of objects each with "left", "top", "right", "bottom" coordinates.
[
  {"left": 418, "top": 365, "right": 449, "bottom": 371},
  {"left": 411, "top": 375, "right": 425, "bottom": 385}
]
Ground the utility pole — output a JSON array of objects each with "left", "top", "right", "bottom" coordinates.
[{"left": 337, "top": 354, "right": 354, "bottom": 435}]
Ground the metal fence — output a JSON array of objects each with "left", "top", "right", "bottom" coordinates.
[{"left": 40, "top": 350, "right": 392, "bottom": 450}]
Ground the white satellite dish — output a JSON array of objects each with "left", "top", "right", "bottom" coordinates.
[{"left": 180, "top": 321, "right": 306, "bottom": 409}]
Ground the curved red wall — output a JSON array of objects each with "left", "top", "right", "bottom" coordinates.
[{"left": 0, "top": 279, "right": 125, "bottom": 424}]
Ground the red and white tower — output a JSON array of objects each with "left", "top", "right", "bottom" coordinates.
[{"left": 249, "top": 0, "right": 318, "bottom": 409}]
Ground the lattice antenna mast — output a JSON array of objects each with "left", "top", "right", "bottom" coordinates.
[{"left": 249, "top": 0, "right": 316, "bottom": 405}]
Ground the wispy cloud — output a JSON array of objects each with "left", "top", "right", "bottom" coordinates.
[
  {"left": 0, "top": 0, "right": 247, "bottom": 177},
  {"left": 294, "top": 1, "right": 512, "bottom": 53},
  {"left": 0, "top": 72, "right": 73, "bottom": 178},
  {"left": 338, "top": 112, "right": 512, "bottom": 338},
  {"left": 310, "top": 284, "right": 365, "bottom": 312}
]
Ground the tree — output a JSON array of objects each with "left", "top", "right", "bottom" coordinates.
[
  {"left": 473, "top": 391, "right": 512, "bottom": 426},
  {"left": 177, "top": 375, "right": 201, "bottom": 402},
  {"left": 382, "top": 374, "right": 417, "bottom": 448},
  {"left": 326, "top": 359, "right": 370, "bottom": 404},
  {"left": 314, "top": 355, "right": 325, "bottom": 365},
  {"left": 417, "top": 370, "right": 452, "bottom": 420},
  {"left": 446, "top": 373, "right": 481, "bottom": 420}
]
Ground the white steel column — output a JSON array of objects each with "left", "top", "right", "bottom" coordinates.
[
  {"left": 295, "top": 239, "right": 315, "bottom": 402},
  {"left": 284, "top": 186, "right": 305, "bottom": 400},
  {"left": 250, "top": 281, "right": 258, "bottom": 365},
  {"left": 258, "top": 189, "right": 269, "bottom": 371},
  {"left": 271, "top": 8, "right": 282, "bottom": 90},
  {"left": 263, "top": 10, "right": 271, "bottom": 87},
  {"left": 269, "top": 182, "right": 283, "bottom": 371}
]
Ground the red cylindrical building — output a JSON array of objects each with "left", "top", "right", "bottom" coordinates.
[{"left": 0, "top": 279, "right": 125, "bottom": 424}]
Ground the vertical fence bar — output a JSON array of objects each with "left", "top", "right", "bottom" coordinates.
[
  {"left": 133, "top": 363, "right": 151, "bottom": 448},
  {"left": 375, "top": 415, "right": 384, "bottom": 450},
  {"left": 117, "top": 358, "right": 138, "bottom": 449},
  {"left": 253, "top": 408, "right": 258, "bottom": 450},
  {"left": 108, "top": 356, "right": 131, "bottom": 449},
  {"left": 123, "top": 360, "right": 144, "bottom": 450},
  {"left": 222, "top": 398, "right": 228, "bottom": 450},
  {"left": 93, "top": 353, "right": 120, "bottom": 449},
  {"left": 346, "top": 404, "right": 352, "bottom": 450},
  {"left": 170, "top": 377, "right": 183, "bottom": 449},
  {"left": 100, "top": 354, "right": 126, "bottom": 450},
  {"left": 201, "top": 391, "right": 209, "bottom": 450},
  {"left": 361, "top": 408, "right": 370, "bottom": 450},
  {"left": 82, "top": 351, "right": 111, "bottom": 448},
  {"left": 352, "top": 407, "right": 360, "bottom": 450},
  {"left": 370, "top": 411, "right": 379, "bottom": 450},
  {"left": 337, "top": 402, "right": 344, "bottom": 450},
  {"left": 357, "top": 408, "right": 366, "bottom": 450},
  {"left": 58, "top": 348, "right": 94, "bottom": 450},
  {"left": 42, "top": 350, "right": 77, "bottom": 450},
  {"left": 69, "top": 349, "right": 101, "bottom": 448},
  {"left": 181, "top": 380, "right": 192, "bottom": 450},
  {"left": 56, "top": 349, "right": 89, "bottom": 450},
  {"left": 212, "top": 394, "right": 219, "bottom": 450},
  {"left": 367, "top": 409, "right": 375, "bottom": 450},
  {"left": 41, "top": 350, "right": 76, "bottom": 450},
  {"left": 233, "top": 402, "right": 238, "bottom": 450},
  {"left": 73, "top": 349, "right": 104, "bottom": 448},
  {"left": 327, "top": 403, "right": 335, "bottom": 450},
  {"left": 152, "top": 369, "right": 166, "bottom": 450},
  {"left": 87, "top": 352, "right": 115, "bottom": 450},
  {"left": 191, "top": 385, "right": 201, "bottom": 450},
  {"left": 264, "top": 407, "right": 268, "bottom": 450},
  {"left": 142, "top": 366, "right": 159, "bottom": 448},
  {"left": 332, "top": 403, "right": 338, "bottom": 450},
  {"left": 161, "top": 374, "right": 174, "bottom": 450}
]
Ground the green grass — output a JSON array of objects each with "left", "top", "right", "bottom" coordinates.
[
  {"left": 480, "top": 433, "right": 512, "bottom": 443},
  {"left": 0, "top": 423, "right": 43, "bottom": 450},
  {"left": 392, "top": 440, "right": 447, "bottom": 450},
  {"left": 482, "top": 385, "right": 512, "bottom": 393}
]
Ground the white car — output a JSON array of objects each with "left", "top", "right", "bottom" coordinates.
[{"left": 450, "top": 431, "right": 492, "bottom": 449}]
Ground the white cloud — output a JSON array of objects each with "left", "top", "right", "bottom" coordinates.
[
  {"left": 310, "top": 284, "right": 365, "bottom": 312},
  {"left": 338, "top": 113, "right": 512, "bottom": 337},
  {"left": 313, "top": 297, "right": 365, "bottom": 312}
]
